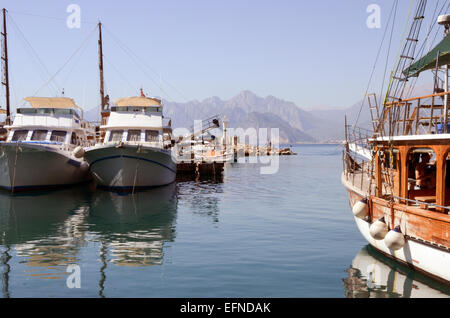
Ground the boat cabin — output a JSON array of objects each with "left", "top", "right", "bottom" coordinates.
[
  {"left": 372, "top": 136, "right": 450, "bottom": 212},
  {"left": 100, "top": 96, "right": 172, "bottom": 147},
  {"left": 4, "top": 97, "right": 93, "bottom": 147}
]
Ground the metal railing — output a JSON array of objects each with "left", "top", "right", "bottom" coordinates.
[
  {"left": 346, "top": 125, "right": 374, "bottom": 147},
  {"left": 392, "top": 195, "right": 450, "bottom": 214}
]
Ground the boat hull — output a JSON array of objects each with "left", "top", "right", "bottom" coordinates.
[
  {"left": 84, "top": 144, "right": 176, "bottom": 190},
  {"left": 342, "top": 173, "right": 450, "bottom": 285},
  {"left": 0, "top": 142, "right": 90, "bottom": 192}
]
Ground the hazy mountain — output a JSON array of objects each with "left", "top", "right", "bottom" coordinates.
[
  {"left": 307, "top": 100, "right": 372, "bottom": 140},
  {"left": 83, "top": 90, "right": 374, "bottom": 143},
  {"left": 162, "top": 91, "right": 320, "bottom": 143},
  {"left": 232, "top": 112, "right": 316, "bottom": 144}
]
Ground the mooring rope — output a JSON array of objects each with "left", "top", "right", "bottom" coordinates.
[
  {"left": 131, "top": 144, "right": 141, "bottom": 195},
  {"left": 11, "top": 143, "right": 20, "bottom": 195}
]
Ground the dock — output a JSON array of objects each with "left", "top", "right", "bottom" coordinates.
[{"left": 176, "top": 161, "right": 225, "bottom": 180}]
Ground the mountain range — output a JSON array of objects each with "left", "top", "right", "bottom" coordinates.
[{"left": 85, "top": 90, "right": 372, "bottom": 143}]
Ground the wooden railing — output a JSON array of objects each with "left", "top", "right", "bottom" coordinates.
[{"left": 379, "top": 91, "right": 450, "bottom": 136}]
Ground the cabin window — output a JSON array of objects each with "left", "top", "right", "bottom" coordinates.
[
  {"left": 54, "top": 109, "right": 72, "bottom": 116},
  {"left": 36, "top": 108, "right": 53, "bottom": 115},
  {"left": 50, "top": 130, "right": 67, "bottom": 143},
  {"left": 145, "top": 107, "right": 161, "bottom": 113},
  {"left": 145, "top": 130, "right": 159, "bottom": 142},
  {"left": 407, "top": 149, "right": 436, "bottom": 202},
  {"left": 127, "top": 130, "right": 141, "bottom": 142},
  {"left": 31, "top": 130, "right": 48, "bottom": 141},
  {"left": 71, "top": 132, "right": 77, "bottom": 145},
  {"left": 384, "top": 151, "right": 397, "bottom": 170},
  {"left": 109, "top": 130, "right": 123, "bottom": 142},
  {"left": 446, "top": 157, "right": 450, "bottom": 189},
  {"left": 11, "top": 130, "right": 28, "bottom": 141}
]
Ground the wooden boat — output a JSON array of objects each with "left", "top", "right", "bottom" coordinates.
[{"left": 342, "top": 2, "right": 450, "bottom": 285}]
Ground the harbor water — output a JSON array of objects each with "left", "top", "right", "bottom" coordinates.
[{"left": 0, "top": 144, "right": 449, "bottom": 297}]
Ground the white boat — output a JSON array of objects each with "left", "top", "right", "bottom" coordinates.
[
  {"left": 191, "top": 140, "right": 234, "bottom": 163},
  {"left": 84, "top": 95, "right": 176, "bottom": 191},
  {"left": 0, "top": 97, "right": 94, "bottom": 192}
]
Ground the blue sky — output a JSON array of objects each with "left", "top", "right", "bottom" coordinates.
[{"left": 0, "top": 0, "right": 445, "bottom": 112}]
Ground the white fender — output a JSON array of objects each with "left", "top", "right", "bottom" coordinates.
[
  {"left": 384, "top": 225, "right": 405, "bottom": 251},
  {"left": 73, "top": 146, "right": 85, "bottom": 158},
  {"left": 352, "top": 198, "right": 369, "bottom": 218},
  {"left": 369, "top": 217, "right": 389, "bottom": 240}
]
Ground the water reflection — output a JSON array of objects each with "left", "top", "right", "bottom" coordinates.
[
  {"left": 176, "top": 181, "right": 223, "bottom": 223},
  {"left": 0, "top": 183, "right": 178, "bottom": 297},
  {"left": 343, "top": 245, "right": 450, "bottom": 298},
  {"left": 0, "top": 188, "right": 90, "bottom": 297},
  {"left": 87, "top": 183, "right": 178, "bottom": 267}
]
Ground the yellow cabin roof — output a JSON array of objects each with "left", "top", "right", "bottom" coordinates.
[
  {"left": 114, "top": 96, "right": 162, "bottom": 107},
  {"left": 23, "top": 97, "right": 81, "bottom": 109}
]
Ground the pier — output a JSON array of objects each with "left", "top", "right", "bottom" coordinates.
[{"left": 176, "top": 161, "right": 225, "bottom": 179}]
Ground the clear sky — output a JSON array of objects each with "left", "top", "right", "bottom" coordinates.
[{"left": 0, "top": 0, "right": 445, "bottom": 112}]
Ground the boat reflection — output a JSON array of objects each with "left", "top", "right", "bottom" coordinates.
[
  {"left": 343, "top": 245, "right": 450, "bottom": 298},
  {"left": 0, "top": 187, "right": 90, "bottom": 297},
  {"left": 0, "top": 183, "right": 178, "bottom": 297},
  {"left": 87, "top": 183, "right": 178, "bottom": 267}
]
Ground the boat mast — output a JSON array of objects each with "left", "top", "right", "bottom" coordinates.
[
  {"left": 98, "top": 22, "right": 105, "bottom": 110},
  {"left": 1, "top": 8, "right": 10, "bottom": 125},
  {"left": 444, "top": 24, "right": 449, "bottom": 130}
]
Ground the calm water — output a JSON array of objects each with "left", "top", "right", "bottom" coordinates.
[{"left": 0, "top": 144, "right": 449, "bottom": 298}]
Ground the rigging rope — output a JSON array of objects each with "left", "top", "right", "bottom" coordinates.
[
  {"left": 7, "top": 10, "right": 97, "bottom": 25},
  {"left": 379, "top": 0, "right": 398, "bottom": 118},
  {"left": 405, "top": 0, "right": 450, "bottom": 99},
  {"left": 353, "top": 0, "right": 399, "bottom": 132},
  {"left": 387, "top": 0, "right": 426, "bottom": 137},
  {"left": 7, "top": 13, "right": 61, "bottom": 96},
  {"left": 103, "top": 53, "right": 137, "bottom": 92},
  {"left": 103, "top": 25, "right": 191, "bottom": 102},
  {"left": 30, "top": 24, "right": 97, "bottom": 99}
]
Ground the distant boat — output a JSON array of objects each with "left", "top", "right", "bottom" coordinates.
[
  {"left": 84, "top": 94, "right": 176, "bottom": 191},
  {"left": 0, "top": 97, "right": 94, "bottom": 191}
]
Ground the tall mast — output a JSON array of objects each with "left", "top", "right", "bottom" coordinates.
[
  {"left": 1, "top": 8, "right": 10, "bottom": 124},
  {"left": 98, "top": 21, "right": 105, "bottom": 112}
]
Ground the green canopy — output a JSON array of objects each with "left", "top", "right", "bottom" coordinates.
[{"left": 403, "top": 34, "right": 450, "bottom": 77}]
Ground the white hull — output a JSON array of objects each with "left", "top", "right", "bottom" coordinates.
[
  {"left": 343, "top": 174, "right": 450, "bottom": 285},
  {"left": 85, "top": 144, "right": 176, "bottom": 190},
  {"left": 353, "top": 216, "right": 450, "bottom": 285},
  {"left": 348, "top": 246, "right": 450, "bottom": 297},
  {"left": 0, "top": 142, "right": 90, "bottom": 191}
]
